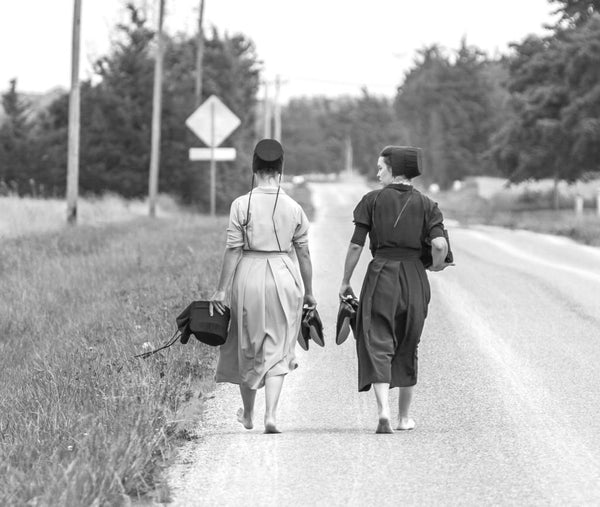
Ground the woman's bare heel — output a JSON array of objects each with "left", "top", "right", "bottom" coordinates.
[
  {"left": 264, "top": 418, "right": 281, "bottom": 434},
  {"left": 376, "top": 418, "right": 394, "bottom": 434},
  {"left": 396, "top": 417, "right": 416, "bottom": 431},
  {"left": 237, "top": 408, "right": 253, "bottom": 430}
]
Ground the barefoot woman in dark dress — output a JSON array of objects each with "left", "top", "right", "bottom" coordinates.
[{"left": 339, "top": 146, "right": 453, "bottom": 433}]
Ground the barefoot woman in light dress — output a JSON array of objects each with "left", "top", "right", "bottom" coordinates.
[
  {"left": 210, "top": 139, "right": 316, "bottom": 434},
  {"left": 339, "top": 146, "right": 453, "bottom": 433}
]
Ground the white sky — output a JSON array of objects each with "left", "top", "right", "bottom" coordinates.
[{"left": 1, "top": 0, "right": 558, "bottom": 102}]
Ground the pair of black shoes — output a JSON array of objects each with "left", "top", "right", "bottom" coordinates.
[
  {"left": 297, "top": 306, "right": 324, "bottom": 350},
  {"left": 335, "top": 296, "right": 359, "bottom": 345},
  {"left": 296, "top": 296, "right": 360, "bottom": 350}
]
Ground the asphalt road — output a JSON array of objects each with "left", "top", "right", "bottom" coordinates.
[{"left": 168, "top": 180, "right": 600, "bottom": 506}]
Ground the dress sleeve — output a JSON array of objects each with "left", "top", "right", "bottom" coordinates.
[
  {"left": 353, "top": 194, "right": 372, "bottom": 230},
  {"left": 292, "top": 207, "right": 310, "bottom": 247},
  {"left": 425, "top": 201, "right": 445, "bottom": 241},
  {"left": 350, "top": 224, "right": 369, "bottom": 246},
  {"left": 226, "top": 199, "right": 245, "bottom": 248}
]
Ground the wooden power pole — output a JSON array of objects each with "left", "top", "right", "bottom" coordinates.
[
  {"left": 263, "top": 81, "right": 271, "bottom": 138},
  {"left": 66, "top": 0, "right": 82, "bottom": 224},
  {"left": 273, "top": 75, "right": 281, "bottom": 141},
  {"left": 195, "top": 0, "right": 205, "bottom": 107},
  {"left": 148, "top": 0, "right": 166, "bottom": 217}
]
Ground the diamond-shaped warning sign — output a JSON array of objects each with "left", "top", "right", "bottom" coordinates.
[{"left": 185, "top": 95, "right": 241, "bottom": 147}]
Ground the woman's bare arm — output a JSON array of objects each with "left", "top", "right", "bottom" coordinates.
[
  {"left": 339, "top": 243, "right": 363, "bottom": 298},
  {"left": 294, "top": 244, "right": 316, "bottom": 307},
  {"left": 209, "top": 246, "right": 243, "bottom": 315}
]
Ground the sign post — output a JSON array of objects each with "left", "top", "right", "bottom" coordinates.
[{"left": 185, "top": 95, "right": 241, "bottom": 216}]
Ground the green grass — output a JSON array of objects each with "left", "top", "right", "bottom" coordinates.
[
  {"left": 0, "top": 193, "right": 180, "bottom": 238},
  {"left": 0, "top": 182, "right": 316, "bottom": 506},
  {"left": 436, "top": 186, "right": 600, "bottom": 247},
  {"left": 0, "top": 214, "right": 227, "bottom": 506}
]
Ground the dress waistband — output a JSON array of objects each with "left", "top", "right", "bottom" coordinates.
[
  {"left": 374, "top": 247, "right": 421, "bottom": 261},
  {"left": 242, "top": 250, "right": 289, "bottom": 257}
]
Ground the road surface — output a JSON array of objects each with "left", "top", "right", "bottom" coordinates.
[{"left": 167, "top": 181, "right": 600, "bottom": 506}]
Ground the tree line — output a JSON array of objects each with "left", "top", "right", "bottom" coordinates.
[
  {"left": 1, "top": 0, "right": 599, "bottom": 211},
  {"left": 281, "top": 0, "right": 600, "bottom": 190},
  {"left": 0, "top": 4, "right": 260, "bottom": 211}
]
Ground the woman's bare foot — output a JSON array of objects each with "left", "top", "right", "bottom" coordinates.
[
  {"left": 396, "top": 417, "right": 416, "bottom": 430},
  {"left": 236, "top": 408, "right": 253, "bottom": 430},
  {"left": 376, "top": 418, "right": 394, "bottom": 434},
  {"left": 264, "top": 417, "right": 281, "bottom": 434}
]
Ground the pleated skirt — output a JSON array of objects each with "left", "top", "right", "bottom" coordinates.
[
  {"left": 216, "top": 251, "right": 303, "bottom": 390},
  {"left": 356, "top": 256, "right": 431, "bottom": 392}
]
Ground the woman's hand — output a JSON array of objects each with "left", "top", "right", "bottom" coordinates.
[
  {"left": 339, "top": 283, "right": 356, "bottom": 301},
  {"left": 208, "top": 289, "right": 227, "bottom": 316},
  {"left": 303, "top": 294, "right": 317, "bottom": 309}
]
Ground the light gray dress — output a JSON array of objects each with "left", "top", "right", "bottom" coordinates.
[{"left": 216, "top": 186, "right": 310, "bottom": 389}]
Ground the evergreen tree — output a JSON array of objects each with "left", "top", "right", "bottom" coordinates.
[
  {"left": 30, "top": 3, "right": 260, "bottom": 210},
  {"left": 281, "top": 92, "right": 399, "bottom": 178},
  {"left": 489, "top": 12, "right": 600, "bottom": 198},
  {"left": 0, "top": 79, "right": 32, "bottom": 193},
  {"left": 394, "top": 42, "right": 501, "bottom": 188},
  {"left": 550, "top": 0, "right": 600, "bottom": 27}
]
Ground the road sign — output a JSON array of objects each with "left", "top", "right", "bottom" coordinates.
[
  {"left": 185, "top": 95, "right": 241, "bottom": 147},
  {"left": 189, "top": 147, "right": 236, "bottom": 161},
  {"left": 186, "top": 95, "right": 240, "bottom": 216}
]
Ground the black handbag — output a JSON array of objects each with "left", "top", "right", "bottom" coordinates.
[{"left": 135, "top": 301, "right": 230, "bottom": 359}]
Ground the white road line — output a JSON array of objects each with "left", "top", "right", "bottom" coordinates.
[{"left": 464, "top": 229, "right": 600, "bottom": 283}]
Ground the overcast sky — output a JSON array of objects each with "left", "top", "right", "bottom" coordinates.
[{"left": 1, "top": 0, "right": 558, "bottom": 101}]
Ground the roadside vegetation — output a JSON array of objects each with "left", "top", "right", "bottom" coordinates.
[
  {"left": 437, "top": 179, "right": 600, "bottom": 247},
  {"left": 0, "top": 183, "right": 313, "bottom": 506}
]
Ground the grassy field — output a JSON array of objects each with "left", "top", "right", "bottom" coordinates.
[
  {"left": 436, "top": 184, "right": 600, "bottom": 247},
  {"left": 0, "top": 193, "right": 179, "bottom": 238},
  {"left": 0, "top": 214, "right": 227, "bottom": 505},
  {"left": 0, "top": 184, "right": 314, "bottom": 506}
]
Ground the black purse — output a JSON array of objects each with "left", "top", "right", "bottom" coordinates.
[{"left": 135, "top": 301, "right": 230, "bottom": 359}]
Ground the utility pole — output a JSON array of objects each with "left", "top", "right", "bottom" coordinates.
[
  {"left": 273, "top": 75, "right": 281, "bottom": 141},
  {"left": 345, "top": 136, "right": 353, "bottom": 176},
  {"left": 195, "top": 0, "right": 205, "bottom": 107},
  {"left": 263, "top": 81, "right": 271, "bottom": 138},
  {"left": 66, "top": 0, "right": 82, "bottom": 224},
  {"left": 209, "top": 100, "right": 216, "bottom": 216},
  {"left": 148, "top": 0, "right": 165, "bottom": 217}
]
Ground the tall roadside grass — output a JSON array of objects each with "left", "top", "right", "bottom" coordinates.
[
  {"left": 437, "top": 184, "right": 600, "bottom": 247},
  {"left": 0, "top": 193, "right": 179, "bottom": 238},
  {"left": 0, "top": 214, "right": 227, "bottom": 505}
]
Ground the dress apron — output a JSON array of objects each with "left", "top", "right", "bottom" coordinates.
[
  {"left": 216, "top": 250, "right": 304, "bottom": 389},
  {"left": 356, "top": 248, "right": 431, "bottom": 391}
]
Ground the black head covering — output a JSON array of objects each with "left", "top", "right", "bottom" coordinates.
[
  {"left": 379, "top": 145, "right": 422, "bottom": 179},
  {"left": 253, "top": 138, "right": 284, "bottom": 173}
]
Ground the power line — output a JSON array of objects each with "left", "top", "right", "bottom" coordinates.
[{"left": 288, "top": 76, "right": 399, "bottom": 88}]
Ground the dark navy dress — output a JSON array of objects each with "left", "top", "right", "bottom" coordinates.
[{"left": 351, "top": 183, "right": 445, "bottom": 392}]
